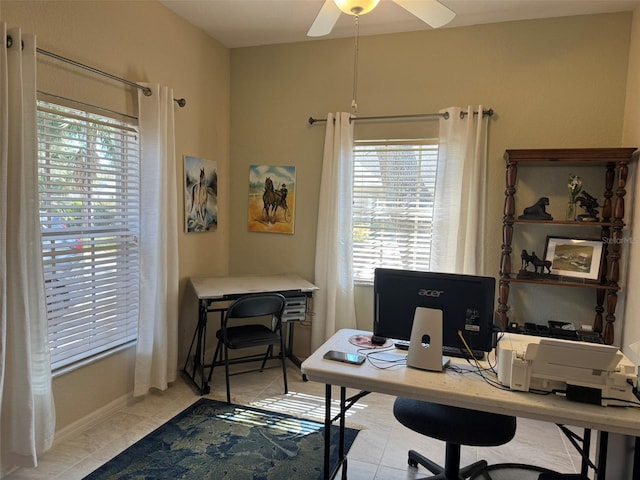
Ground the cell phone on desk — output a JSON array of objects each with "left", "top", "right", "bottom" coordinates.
[{"left": 323, "top": 350, "right": 366, "bottom": 365}]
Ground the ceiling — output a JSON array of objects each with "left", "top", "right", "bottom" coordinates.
[{"left": 160, "top": 0, "right": 640, "bottom": 49}]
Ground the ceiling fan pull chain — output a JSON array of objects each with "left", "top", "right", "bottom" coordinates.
[{"left": 351, "top": 14, "right": 360, "bottom": 113}]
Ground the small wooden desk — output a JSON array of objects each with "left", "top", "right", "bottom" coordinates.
[
  {"left": 301, "top": 329, "right": 640, "bottom": 480},
  {"left": 183, "top": 274, "right": 318, "bottom": 395}
]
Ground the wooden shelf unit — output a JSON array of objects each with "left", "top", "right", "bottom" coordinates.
[{"left": 497, "top": 148, "right": 637, "bottom": 345}]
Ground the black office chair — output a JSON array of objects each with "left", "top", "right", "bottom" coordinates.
[
  {"left": 208, "top": 293, "right": 288, "bottom": 403},
  {"left": 393, "top": 397, "right": 517, "bottom": 480}
]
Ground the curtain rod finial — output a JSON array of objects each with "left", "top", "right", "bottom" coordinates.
[
  {"left": 143, "top": 87, "right": 152, "bottom": 97},
  {"left": 174, "top": 98, "right": 186, "bottom": 108}
]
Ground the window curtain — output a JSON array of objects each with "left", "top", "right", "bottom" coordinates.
[
  {"left": 0, "top": 24, "right": 56, "bottom": 469},
  {"left": 312, "top": 112, "right": 357, "bottom": 351},
  {"left": 430, "top": 105, "right": 489, "bottom": 275},
  {"left": 134, "top": 84, "right": 179, "bottom": 396}
]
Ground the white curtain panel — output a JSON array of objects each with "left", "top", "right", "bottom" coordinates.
[
  {"left": 134, "top": 84, "right": 179, "bottom": 396},
  {"left": 431, "top": 105, "right": 489, "bottom": 275},
  {"left": 312, "top": 112, "right": 357, "bottom": 351},
  {"left": 0, "top": 24, "right": 56, "bottom": 469}
]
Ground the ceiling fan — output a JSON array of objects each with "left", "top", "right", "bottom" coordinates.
[{"left": 307, "top": 0, "right": 456, "bottom": 37}]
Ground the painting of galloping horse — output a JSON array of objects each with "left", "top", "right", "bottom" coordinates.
[
  {"left": 248, "top": 165, "right": 296, "bottom": 234},
  {"left": 184, "top": 156, "right": 217, "bottom": 233}
]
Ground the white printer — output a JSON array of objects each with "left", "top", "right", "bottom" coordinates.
[{"left": 496, "top": 333, "right": 638, "bottom": 406}]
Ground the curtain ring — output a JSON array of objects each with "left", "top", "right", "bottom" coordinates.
[
  {"left": 443, "top": 112, "right": 449, "bottom": 120},
  {"left": 5, "top": 35, "right": 24, "bottom": 50}
]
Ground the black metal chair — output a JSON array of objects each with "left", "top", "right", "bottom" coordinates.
[
  {"left": 393, "top": 397, "right": 517, "bottom": 480},
  {"left": 208, "top": 293, "right": 288, "bottom": 403}
]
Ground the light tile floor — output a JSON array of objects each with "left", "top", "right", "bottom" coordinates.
[{"left": 5, "top": 361, "right": 588, "bottom": 480}]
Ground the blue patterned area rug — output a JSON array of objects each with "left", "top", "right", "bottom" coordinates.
[{"left": 83, "top": 398, "right": 359, "bottom": 480}]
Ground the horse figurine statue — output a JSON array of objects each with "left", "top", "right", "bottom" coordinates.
[
  {"left": 521, "top": 249, "right": 532, "bottom": 270},
  {"left": 521, "top": 249, "right": 552, "bottom": 274},
  {"left": 190, "top": 168, "right": 208, "bottom": 227}
]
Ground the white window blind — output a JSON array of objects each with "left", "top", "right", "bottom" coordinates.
[
  {"left": 37, "top": 101, "right": 140, "bottom": 371},
  {"left": 353, "top": 139, "right": 438, "bottom": 283}
]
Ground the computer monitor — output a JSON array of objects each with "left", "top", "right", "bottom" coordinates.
[{"left": 373, "top": 268, "right": 496, "bottom": 358}]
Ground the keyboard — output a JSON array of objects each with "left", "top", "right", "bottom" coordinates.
[
  {"left": 443, "top": 345, "right": 486, "bottom": 360},
  {"left": 520, "top": 322, "right": 604, "bottom": 344},
  {"left": 393, "top": 340, "right": 485, "bottom": 360},
  {"left": 576, "top": 330, "right": 605, "bottom": 344}
]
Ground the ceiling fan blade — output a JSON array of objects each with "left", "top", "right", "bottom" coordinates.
[
  {"left": 392, "top": 0, "right": 456, "bottom": 29},
  {"left": 307, "top": 0, "right": 342, "bottom": 37}
]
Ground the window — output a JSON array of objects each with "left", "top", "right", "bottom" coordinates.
[
  {"left": 37, "top": 101, "right": 140, "bottom": 371},
  {"left": 352, "top": 139, "right": 438, "bottom": 283}
]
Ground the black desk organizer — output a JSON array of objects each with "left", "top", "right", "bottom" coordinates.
[{"left": 507, "top": 321, "right": 604, "bottom": 344}]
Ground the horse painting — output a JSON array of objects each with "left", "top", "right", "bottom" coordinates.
[
  {"left": 190, "top": 168, "right": 209, "bottom": 227},
  {"left": 248, "top": 165, "right": 296, "bottom": 234},
  {"left": 262, "top": 177, "right": 291, "bottom": 223},
  {"left": 184, "top": 156, "right": 217, "bottom": 233}
]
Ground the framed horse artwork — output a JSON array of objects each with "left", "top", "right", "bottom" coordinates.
[
  {"left": 543, "top": 236, "right": 603, "bottom": 281},
  {"left": 184, "top": 155, "right": 218, "bottom": 233},
  {"left": 248, "top": 164, "right": 296, "bottom": 234}
]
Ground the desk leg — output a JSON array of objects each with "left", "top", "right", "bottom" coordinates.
[
  {"left": 581, "top": 428, "right": 591, "bottom": 477},
  {"left": 596, "top": 431, "right": 608, "bottom": 480},
  {"left": 323, "top": 384, "right": 348, "bottom": 480},
  {"left": 322, "top": 385, "right": 370, "bottom": 480},
  {"left": 285, "top": 321, "right": 302, "bottom": 368},
  {"left": 634, "top": 437, "right": 640, "bottom": 480},
  {"left": 324, "top": 384, "right": 331, "bottom": 480},
  {"left": 338, "top": 387, "right": 347, "bottom": 479},
  {"left": 182, "top": 299, "right": 210, "bottom": 395},
  {"left": 596, "top": 432, "right": 638, "bottom": 480}
]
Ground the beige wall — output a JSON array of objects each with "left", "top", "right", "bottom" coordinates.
[
  {"left": 1, "top": 0, "right": 637, "bottom": 436},
  {"left": 622, "top": 6, "right": 640, "bottom": 364},
  {"left": 0, "top": 1, "right": 230, "bottom": 430},
  {"left": 229, "top": 13, "right": 633, "bottom": 348}
]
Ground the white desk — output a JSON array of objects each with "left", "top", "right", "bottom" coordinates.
[
  {"left": 301, "top": 329, "right": 640, "bottom": 480},
  {"left": 184, "top": 274, "right": 318, "bottom": 395},
  {"left": 190, "top": 274, "right": 318, "bottom": 300}
]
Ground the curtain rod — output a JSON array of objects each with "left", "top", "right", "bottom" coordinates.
[
  {"left": 36, "top": 47, "right": 187, "bottom": 108},
  {"left": 307, "top": 108, "right": 494, "bottom": 125},
  {"left": 5, "top": 35, "right": 186, "bottom": 107},
  {"left": 38, "top": 90, "right": 139, "bottom": 121}
]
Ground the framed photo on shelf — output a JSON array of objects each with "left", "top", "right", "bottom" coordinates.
[{"left": 543, "top": 236, "right": 604, "bottom": 281}]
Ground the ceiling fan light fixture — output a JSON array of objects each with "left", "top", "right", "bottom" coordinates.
[{"left": 334, "top": 0, "right": 380, "bottom": 16}]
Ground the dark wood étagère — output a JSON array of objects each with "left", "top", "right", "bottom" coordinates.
[{"left": 497, "top": 148, "right": 637, "bottom": 345}]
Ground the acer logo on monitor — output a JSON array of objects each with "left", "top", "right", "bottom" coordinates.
[{"left": 418, "top": 289, "right": 444, "bottom": 297}]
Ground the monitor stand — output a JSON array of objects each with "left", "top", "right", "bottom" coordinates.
[{"left": 407, "top": 307, "right": 450, "bottom": 372}]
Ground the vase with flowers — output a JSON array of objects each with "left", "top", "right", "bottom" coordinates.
[{"left": 567, "top": 173, "right": 582, "bottom": 221}]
